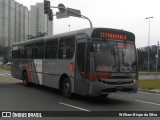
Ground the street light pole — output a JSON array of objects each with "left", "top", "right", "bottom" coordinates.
[
  {"left": 146, "top": 16, "right": 153, "bottom": 72},
  {"left": 68, "top": 25, "right": 70, "bottom": 31},
  {"left": 51, "top": 4, "right": 93, "bottom": 28},
  {"left": 155, "top": 41, "right": 159, "bottom": 79}
]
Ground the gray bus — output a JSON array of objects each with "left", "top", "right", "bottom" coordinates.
[{"left": 11, "top": 28, "right": 138, "bottom": 98}]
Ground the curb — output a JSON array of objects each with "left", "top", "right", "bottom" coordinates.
[{"left": 139, "top": 89, "right": 160, "bottom": 94}]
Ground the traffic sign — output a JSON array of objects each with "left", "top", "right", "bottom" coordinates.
[
  {"left": 67, "top": 8, "right": 81, "bottom": 18},
  {"left": 58, "top": 4, "right": 66, "bottom": 13},
  {"left": 56, "top": 11, "right": 69, "bottom": 19}
]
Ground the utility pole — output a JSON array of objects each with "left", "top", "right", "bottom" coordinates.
[
  {"left": 155, "top": 41, "right": 159, "bottom": 79},
  {"left": 68, "top": 25, "right": 70, "bottom": 31},
  {"left": 145, "top": 16, "right": 153, "bottom": 72}
]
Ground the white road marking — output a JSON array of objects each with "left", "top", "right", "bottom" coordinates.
[
  {"left": 59, "top": 102, "right": 91, "bottom": 112},
  {"left": 138, "top": 91, "right": 160, "bottom": 96},
  {"left": 135, "top": 99, "right": 160, "bottom": 106},
  {"left": 0, "top": 73, "right": 11, "bottom": 76},
  {"left": 0, "top": 81, "right": 21, "bottom": 84},
  {"left": 5, "top": 73, "right": 11, "bottom": 76}
]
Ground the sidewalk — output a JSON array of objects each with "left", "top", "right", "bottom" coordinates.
[
  {"left": 139, "top": 89, "right": 160, "bottom": 94},
  {"left": 0, "top": 69, "right": 11, "bottom": 74}
]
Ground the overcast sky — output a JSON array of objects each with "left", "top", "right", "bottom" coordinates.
[{"left": 16, "top": 0, "right": 160, "bottom": 48}]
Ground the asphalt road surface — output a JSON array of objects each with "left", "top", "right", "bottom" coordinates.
[{"left": 0, "top": 73, "right": 160, "bottom": 120}]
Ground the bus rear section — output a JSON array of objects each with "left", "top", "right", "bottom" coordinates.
[{"left": 74, "top": 28, "right": 138, "bottom": 97}]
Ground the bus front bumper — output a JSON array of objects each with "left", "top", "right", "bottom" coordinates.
[{"left": 89, "top": 79, "right": 138, "bottom": 96}]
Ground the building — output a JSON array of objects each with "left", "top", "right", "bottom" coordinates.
[
  {"left": 0, "top": 0, "right": 30, "bottom": 47},
  {"left": 15, "top": 2, "right": 30, "bottom": 43},
  {"left": 8, "top": 0, "right": 15, "bottom": 46},
  {"left": 0, "top": 0, "right": 30, "bottom": 62},
  {"left": 30, "top": 3, "right": 53, "bottom": 37},
  {"left": 23, "top": 6, "right": 30, "bottom": 41},
  {"left": 0, "top": 0, "right": 9, "bottom": 47}
]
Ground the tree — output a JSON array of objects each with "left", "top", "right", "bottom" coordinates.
[
  {"left": 0, "top": 46, "right": 11, "bottom": 63},
  {"left": 27, "top": 32, "right": 47, "bottom": 40}
]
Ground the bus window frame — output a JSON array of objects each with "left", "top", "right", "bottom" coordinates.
[
  {"left": 34, "top": 41, "right": 45, "bottom": 59},
  {"left": 58, "top": 36, "right": 76, "bottom": 59},
  {"left": 12, "top": 45, "right": 20, "bottom": 59},
  {"left": 45, "top": 38, "right": 59, "bottom": 59},
  {"left": 19, "top": 44, "right": 26, "bottom": 59}
]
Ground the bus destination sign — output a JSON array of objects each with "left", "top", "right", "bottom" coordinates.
[
  {"left": 92, "top": 28, "right": 135, "bottom": 42},
  {"left": 100, "top": 32, "right": 127, "bottom": 41}
]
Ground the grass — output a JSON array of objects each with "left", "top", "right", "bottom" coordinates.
[
  {"left": 139, "top": 72, "right": 160, "bottom": 75},
  {"left": 0, "top": 65, "right": 11, "bottom": 71},
  {"left": 138, "top": 80, "right": 160, "bottom": 90}
]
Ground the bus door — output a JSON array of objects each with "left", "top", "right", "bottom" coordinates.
[{"left": 75, "top": 38, "right": 89, "bottom": 95}]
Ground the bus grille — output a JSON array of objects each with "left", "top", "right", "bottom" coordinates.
[
  {"left": 98, "top": 80, "right": 134, "bottom": 85},
  {"left": 101, "top": 88, "right": 134, "bottom": 93}
]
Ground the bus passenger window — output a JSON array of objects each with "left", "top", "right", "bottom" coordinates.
[
  {"left": 12, "top": 46, "right": 20, "bottom": 59},
  {"left": 58, "top": 36, "right": 75, "bottom": 59},
  {"left": 26, "top": 44, "right": 34, "bottom": 59},
  {"left": 19, "top": 45, "right": 26, "bottom": 59},
  {"left": 34, "top": 41, "right": 45, "bottom": 59},
  {"left": 45, "top": 40, "right": 58, "bottom": 59}
]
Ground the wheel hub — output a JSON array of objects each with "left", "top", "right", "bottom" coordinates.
[{"left": 64, "top": 83, "right": 70, "bottom": 93}]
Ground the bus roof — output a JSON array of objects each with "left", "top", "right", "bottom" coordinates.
[{"left": 12, "top": 27, "right": 135, "bottom": 46}]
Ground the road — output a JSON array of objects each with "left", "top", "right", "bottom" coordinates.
[{"left": 0, "top": 72, "right": 160, "bottom": 119}]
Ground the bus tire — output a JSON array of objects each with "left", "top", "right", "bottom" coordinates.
[
  {"left": 62, "top": 78, "right": 72, "bottom": 98},
  {"left": 22, "top": 71, "right": 29, "bottom": 86},
  {"left": 99, "top": 94, "right": 109, "bottom": 98}
]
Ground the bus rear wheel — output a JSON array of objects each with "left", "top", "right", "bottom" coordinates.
[
  {"left": 62, "top": 78, "right": 72, "bottom": 98},
  {"left": 22, "top": 71, "right": 29, "bottom": 86}
]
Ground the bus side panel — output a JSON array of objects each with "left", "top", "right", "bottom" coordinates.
[
  {"left": 41, "top": 59, "right": 75, "bottom": 91},
  {"left": 11, "top": 59, "right": 22, "bottom": 80},
  {"left": 56, "top": 59, "right": 75, "bottom": 92},
  {"left": 11, "top": 59, "right": 39, "bottom": 84},
  {"left": 33, "top": 60, "right": 43, "bottom": 85},
  {"left": 42, "top": 59, "right": 59, "bottom": 89},
  {"left": 23, "top": 60, "right": 39, "bottom": 84}
]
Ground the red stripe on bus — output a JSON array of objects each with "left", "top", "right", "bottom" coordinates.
[
  {"left": 89, "top": 74, "right": 111, "bottom": 79},
  {"left": 25, "top": 63, "right": 32, "bottom": 82}
]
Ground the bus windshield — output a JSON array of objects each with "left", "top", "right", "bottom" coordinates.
[{"left": 93, "top": 40, "right": 136, "bottom": 73}]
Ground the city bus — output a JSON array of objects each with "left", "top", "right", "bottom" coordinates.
[{"left": 11, "top": 28, "right": 138, "bottom": 98}]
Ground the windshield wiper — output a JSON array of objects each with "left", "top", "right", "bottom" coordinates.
[
  {"left": 110, "top": 45, "right": 117, "bottom": 63},
  {"left": 121, "top": 49, "right": 125, "bottom": 65},
  {"left": 111, "top": 47, "right": 116, "bottom": 63}
]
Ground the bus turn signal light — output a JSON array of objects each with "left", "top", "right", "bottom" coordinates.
[{"left": 70, "top": 63, "right": 74, "bottom": 72}]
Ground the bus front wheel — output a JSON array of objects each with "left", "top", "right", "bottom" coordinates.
[
  {"left": 22, "top": 71, "right": 29, "bottom": 86},
  {"left": 62, "top": 78, "right": 72, "bottom": 98}
]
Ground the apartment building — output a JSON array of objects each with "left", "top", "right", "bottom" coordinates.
[
  {"left": 0, "top": 0, "right": 30, "bottom": 47},
  {"left": 30, "top": 3, "right": 53, "bottom": 37}
]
